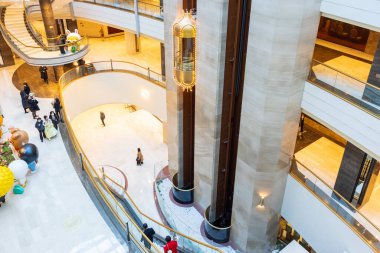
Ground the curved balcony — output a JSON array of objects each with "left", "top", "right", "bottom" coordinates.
[
  {"left": 58, "top": 60, "right": 224, "bottom": 253},
  {"left": 0, "top": 4, "right": 89, "bottom": 66}
]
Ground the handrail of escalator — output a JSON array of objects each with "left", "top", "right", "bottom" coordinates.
[{"left": 100, "top": 166, "right": 224, "bottom": 253}]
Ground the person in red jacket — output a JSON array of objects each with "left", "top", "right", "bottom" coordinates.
[{"left": 163, "top": 235, "right": 178, "bottom": 253}]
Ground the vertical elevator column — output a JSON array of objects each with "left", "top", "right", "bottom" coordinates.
[
  {"left": 202, "top": 0, "right": 252, "bottom": 244},
  {"left": 171, "top": 0, "right": 196, "bottom": 204},
  {"left": 39, "top": 0, "right": 59, "bottom": 46},
  {"left": 230, "top": 1, "right": 322, "bottom": 252}
]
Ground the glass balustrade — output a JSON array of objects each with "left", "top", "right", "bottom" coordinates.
[
  {"left": 291, "top": 159, "right": 380, "bottom": 252},
  {"left": 308, "top": 59, "right": 380, "bottom": 119}
]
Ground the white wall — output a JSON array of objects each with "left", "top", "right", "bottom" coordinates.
[
  {"left": 321, "top": 0, "right": 380, "bottom": 32},
  {"left": 281, "top": 176, "right": 374, "bottom": 253},
  {"left": 301, "top": 82, "right": 380, "bottom": 160},
  {"left": 71, "top": 1, "right": 164, "bottom": 41},
  {"left": 62, "top": 72, "right": 166, "bottom": 121}
]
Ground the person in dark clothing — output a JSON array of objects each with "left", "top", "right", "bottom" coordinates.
[
  {"left": 28, "top": 94, "right": 40, "bottom": 119},
  {"left": 39, "top": 66, "right": 48, "bottom": 84},
  {"left": 49, "top": 111, "right": 59, "bottom": 129},
  {"left": 0, "top": 195, "right": 5, "bottom": 207},
  {"left": 52, "top": 98, "right": 63, "bottom": 122},
  {"left": 23, "top": 82, "right": 30, "bottom": 95},
  {"left": 35, "top": 117, "right": 46, "bottom": 142},
  {"left": 136, "top": 148, "right": 144, "bottom": 166},
  {"left": 163, "top": 236, "right": 178, "bottom": 253},
  {"left": 58, "top": 36, "right": 66, "bottom": 54},
  {"left": 100, "top": 111, "right": 105, "bottom": 127},
  {"left": 20, "top": 90, "right": 29, "bottom": 113},
  {"left": 141, "top": 223, "right": 155, "bottom": 250}
]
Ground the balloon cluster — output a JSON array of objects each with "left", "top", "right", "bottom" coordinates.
[{"left": 0, "top": 128, "right": 40, "bottom": 206}]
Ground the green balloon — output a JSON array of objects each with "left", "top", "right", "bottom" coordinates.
[{"left": 13, "top": 185, "right": 24, "bottom": 194}]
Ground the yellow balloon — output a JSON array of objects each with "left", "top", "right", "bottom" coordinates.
[{"left": 0, "top": 166, "right": 14, "bottom": 197}]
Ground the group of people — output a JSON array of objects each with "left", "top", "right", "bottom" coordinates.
[
  {"left": 19, "top": 82, "right": 63, "bottom": 142},
  {"left": 141, "top": 223, "right": 178, "bottom": 253}
]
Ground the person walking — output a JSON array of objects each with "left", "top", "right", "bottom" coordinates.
[
  {"left": 141, "top": 223, "right": 155, "bottom": 250},
  {"left": 28, "top": 94, "right": 40, "bottom": 119},
  {"left": 100, "top": 111, "right": 106, "bottom": 127},
  {"left": 163, "top": 236, "right": 178, "bottom": 253},
  {"left": 136, "top": 148, "right": 143, "bottom": 166},
  {"left": 52, "top": 98, "right": 63, "bottom": 122},
  {"left": 20, "top": 89, "right": 29, "bottom": 113},
  {"left": 23, "top": 82, "right": 30, "bottom": 95},
  {"left": 35, "top": 117, "right": 46, "bottom": 142},
  {"left": 49, "top": 111, "right": 59, "bottom": 129},
  {"left": 39, "top": 66, "right": 48, "bottom": 84}
]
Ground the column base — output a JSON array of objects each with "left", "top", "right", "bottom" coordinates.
[
  {"left": 204, "top": 206, "right": 231, "bottom": 243},
  {"left": 171, "top": 172, "right": 194, "bottom": 204}
]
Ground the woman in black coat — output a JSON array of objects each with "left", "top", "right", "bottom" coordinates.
[
  {"left": 23, "top": 82, "right": 30, "bottom": 95},
  {"left": 28, "top": 95, "right": 40, "bottom": 119},
  {"left": 49, "top": 111, "right": 59, "bottom": 129},
  {"left": 20, "top": 90, "right": 29, "bottom": 113},
  {"left": 52, "top": 98, "right": 63, "bottom": 122}
]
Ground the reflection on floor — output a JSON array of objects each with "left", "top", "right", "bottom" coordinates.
[
  {"left": 295, "top": 137, "right": 344, "bottom": 187},
  {"left": 71, "top": 104, "right": 168, "bottom": 224},
  {"left": 315, "top": 38, "right": 374, "bottom": 62},
  {"left": 295, "top": 136, "right": 380, "bottom": 233},
  {"left": 85, "top": 35, "right": 161, "bottom": 73},
  {"left": 0, "top": 63, "right": 127, "bottom": 253}
]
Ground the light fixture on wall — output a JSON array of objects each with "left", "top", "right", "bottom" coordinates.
[
  {"left": 173, "top": 11, "right": 196, "bottom": 92},
  {"left": 258, "top": 196, "right": 265, "bottom": 208}
]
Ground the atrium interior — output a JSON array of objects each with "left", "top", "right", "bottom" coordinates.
[{"left": 0, "top": 1, "right": 380, "bottom": 253}]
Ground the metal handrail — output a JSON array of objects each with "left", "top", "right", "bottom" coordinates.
[
  {"left": 292, "top": 157, "right": 380, "bottom": 234},
  {"left": 311, "top": 59, "right": 380, "bottom": 92},
  {"left": 102, "top": 168, "right": 224, "bottom": 253},
  {"left": 74, "top": 0, "right": 163, "bottom": 20},
  {"left": 23, "top": 0, "right": 62, "bottom": 44},
  {"left": 308, "top": 59, "right": 380, "bottom": 121},
  {"left": 58, "top": 64, "right": 222, "bottom": 253}
]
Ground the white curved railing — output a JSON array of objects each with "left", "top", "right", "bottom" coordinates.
[{"left": 0, "top": 5, "right": 90, "bottom": 66}]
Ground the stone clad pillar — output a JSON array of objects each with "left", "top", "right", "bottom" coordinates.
[
  {"left": 39, "top": 0, "right": 59, "bottom": 46},
  {"left": 193, "top": 0, "right": 229, "bottom": 209},
  {"left": 230, "top": 0, "right": 322, "bottom": 252},
  {"left": 124, "top": 31, "right": 139, "bottom": 53},
  {"left": 163, "top": 0, "right": 183, "bottom": 179}
]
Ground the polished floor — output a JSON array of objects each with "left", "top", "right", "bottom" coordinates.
[
  {"left": 0, "top": 62, "right": 128, "bottom": 253},
  {"left": 70, "top": 104, "right": 167, "bottom": 224}
]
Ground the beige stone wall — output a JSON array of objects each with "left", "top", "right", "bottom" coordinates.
[
  {"left": 163, "top": 0, "right": 182, "bottom": 173},
  {"left": 193, "top": 0, "right": 229, "bottom": 210},
  {"left": 231, "top": 0, "right": 322, "bottom": 252}
]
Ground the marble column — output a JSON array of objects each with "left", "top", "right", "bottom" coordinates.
[
  {"left": 230, "top": 0, "right": 321, "bottom": 252},
  {"left": 193, "top": 0, "right": 229, "bottom": 209},
  {"left": 0, "top": 33, "right": 15, "bottom": 67},
  {"left": 124, "top": 31, "right": 140, "bottom": 53},
  {"left": 163, "top": 0, "right": 183, "bottom": 176},
  {"left": 39, "top": 0, "right": 59, "bottom": 46}
]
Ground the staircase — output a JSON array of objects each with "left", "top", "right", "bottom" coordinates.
[
  {"left": 0, "top": 4, "right": 89, "bottom": 66},
  {"left": 4, "top": 5, "right": 43, "bottom": 56}
]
